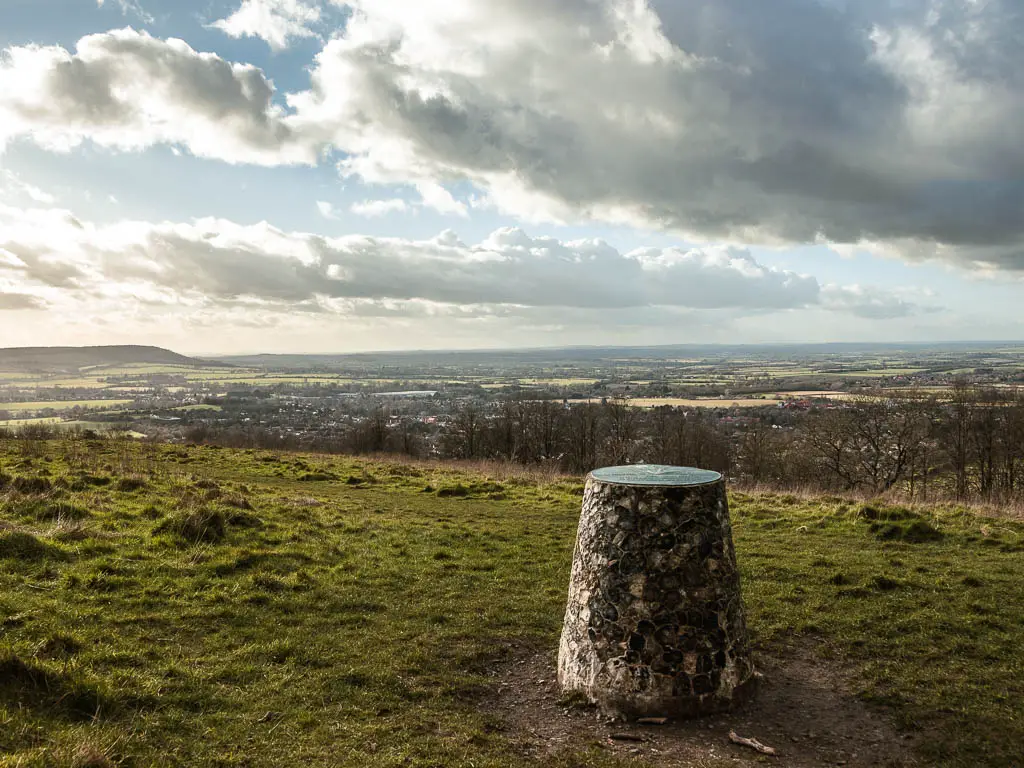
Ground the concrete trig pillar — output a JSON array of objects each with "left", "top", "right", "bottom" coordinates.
[{"left": 557, "top": 465, "right": 756, "bottom": 717}]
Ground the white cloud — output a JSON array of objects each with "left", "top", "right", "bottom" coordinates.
[
  {"left": 97, "top": 0, "right": 154, "bottom": 24},
  {"left": 0, "top": 171, "right": 57, "bottom": 205},
  {"left": 316, "top": 200, "right": 338, "bottom": 219},
  {"left": 350, "top": 198, "right": 408, "bottom": 217},
  {"left": 0, "top": 202, "right": 926, "bottom": 325},
  {"left": 0, "top": 28, "right": 313, "bottom": 165},
  {"left": 211, "top": 0, "right": 322, "bottom": 52},
  {"left": 821, "top": 284, "right": 931, "bottom": 320},
  {"left": 415, "top": 182, "right": 467, "bottom": 217}
]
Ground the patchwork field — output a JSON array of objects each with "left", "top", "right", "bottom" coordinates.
[{"left": 0, "top": 440, "right": 1021, "bottom": 767}]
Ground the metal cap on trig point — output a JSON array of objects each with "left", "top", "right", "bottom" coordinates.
[{"left": 589, "top": 464, "right": 722, "bottom": 487}]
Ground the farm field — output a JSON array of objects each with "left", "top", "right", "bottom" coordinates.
[
  {"left": 0, "top": 440, "right": 1021, "bottom": 767},
  {"left": 568, "top": 392, "right": 856, "bottom": 408},
  {"left": 569, "top": 397, "right": 783, "bottom": 408},
  {"left": 0, "top": 400, "right": 134, "bottom": 413}
]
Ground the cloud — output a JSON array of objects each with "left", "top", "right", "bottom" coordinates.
[
  {"left": 211, "top": 0, "right": 322, "bottom": 52},
  {"left": 0, "top": 28, "right": 312, "bottom": 165},
  {"left": 97, "top": 0, "right": 154, "bottom": 24},
  {"left": 0, "top": 290, "right": 45, "bottom": 310},
  {"left": 0, "top": 203, "right": 926, "bottom": 323},
  {"left": 349, "top": 185, "right": 465, "bottom": 217},
  {"left": 821, "top": 284, "right": 932, "bottom": 320},
  {"left": 415, "top": 183, "right": 467, "bottom": 217},
  {"left": 0, "top": 171, "right": 56, "bottom": 205},
  {"left": 316, "top": 200, "right": 338, "bottom": 219},
  {"left": 10, "top": 8, "right": 1024, "bottom": 271},
  {"left": 350, "top": 198, "right": 408, "bottom": 217},
  {"left": 279, "top": 0, "right": 1024, "bottom": 270}
]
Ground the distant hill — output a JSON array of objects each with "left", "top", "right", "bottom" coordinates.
[
  {"left": 0, "top": 345, "right": 229, "bottom": 373},
  {"left": 216, "top": 341, "right": 1024, "bottom": 370}
]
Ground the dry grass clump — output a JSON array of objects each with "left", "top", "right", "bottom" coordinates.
[
  {"left": 0, "top": 528, "right": 64, "bottom": 561},
  {"left": 153, "top": 506, "right": 226, "bottom": 544},
  {"left": 114, "top": 475, "right": 147, "bottom": 492},
  {"left": 70, "top": 744, "right": 115, "bottom": 768}
]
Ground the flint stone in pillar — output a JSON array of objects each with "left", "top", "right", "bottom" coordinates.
[{"left": 557, "top": 465, "right": 756, "bottom": 718}]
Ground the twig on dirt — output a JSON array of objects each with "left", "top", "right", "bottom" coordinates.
[
  {"left": 637, "top": 717, "right": 669, "bottom": 725},
  {"left": 609, "top": 733, "right": 646, "bottom": 742},
  {"left": 729, "top": 730, "right": 777, "bottom": 755}
]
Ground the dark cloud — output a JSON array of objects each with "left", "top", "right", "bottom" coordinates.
[
  {"left": 289, "top": 0, "right": 1024, "bottom": 268},
  {"left": 8, "top": 3, "right": 1024, "bottom": 270}
]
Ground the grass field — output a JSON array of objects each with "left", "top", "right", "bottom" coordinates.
[
  {"left": 0, "top": 400, "right": 134, "bottom": 414},
  {"left": 0, "top": 418, "right": 63, "bottom": 428},
  {"left": 0, "top": 442, "right": 1022, "bottom": 766},
  {"left": 568, "top": 397, "right": 785, "bottom": 408},
  {"left": 0, "top": 420, "right": 140, "bottom": 434}
]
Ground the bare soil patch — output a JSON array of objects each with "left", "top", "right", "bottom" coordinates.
[{"left": 482, "top": 643, "right": 920, "bottom": 767}]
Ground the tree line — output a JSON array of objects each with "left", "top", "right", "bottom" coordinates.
[
  {"left": 5, "top": 382, "right": 1023, "bottom": 504},
  {"left": 186, "top": 382, "right": 1024, "bottom": 502}
]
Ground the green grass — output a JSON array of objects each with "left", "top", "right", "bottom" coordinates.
[
  {"left": 0, "top": 442, "right": 1021, "bottom": 766},
  {"left": 0, "top": 400, "right": 134, "bottom": 413}
]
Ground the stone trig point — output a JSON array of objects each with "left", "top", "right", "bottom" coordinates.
[{"left": 557, "top": 464, "right": 756, "bottom": 718}]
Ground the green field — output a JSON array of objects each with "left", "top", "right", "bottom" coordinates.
[
  {"left": 0, "top": 418, "right": 63, "bottom": 428},
  {"left": 0, "top": 441, "right": 1021, "bottom": 766},
  {"left": 0, "top": 400, "right": 134, "bottom": 414}
]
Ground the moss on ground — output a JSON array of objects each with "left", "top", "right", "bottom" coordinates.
[{"left": 0, "top": 440, "right": 1021, "bottom": 766}]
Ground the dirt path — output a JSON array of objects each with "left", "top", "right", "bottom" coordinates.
[{"left": 482, "top": 644, "right": 920, "bottom": 767}]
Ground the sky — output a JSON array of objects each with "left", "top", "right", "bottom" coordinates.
[{"left": 0, "top": 0, "right": 1022, "bottom": 355}]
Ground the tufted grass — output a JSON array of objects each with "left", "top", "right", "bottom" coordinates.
[{"left": 0, "top": 440, "right": 1021, "bottom": 766}]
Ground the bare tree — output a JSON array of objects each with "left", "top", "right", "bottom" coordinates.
[
  {"left": 803, "top": 407, "right": 860, "bottom": 490},
  {"left": 566, "top": 403, "right": 601, "bottom": 473},
  {"left": 848, "top": 396, "right": 928, "bottom": 493},
  {"left": 602, "top": 398, "right": 639, "bottom": 465}
]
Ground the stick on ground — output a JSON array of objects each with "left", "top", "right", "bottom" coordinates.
[{"left": 729, "top": 730, "right": 778, "bottom": 756}]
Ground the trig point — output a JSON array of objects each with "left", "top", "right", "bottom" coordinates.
[{"left": 557, "top": 464, "right": 756, "bottom": 718}]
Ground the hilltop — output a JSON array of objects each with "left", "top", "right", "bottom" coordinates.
[
  {"left": 0, "top": 345, "right": 229, "bottom": 373},
  {"left": 0, "top": 439, "right": 1021, "bottom": 767}
]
